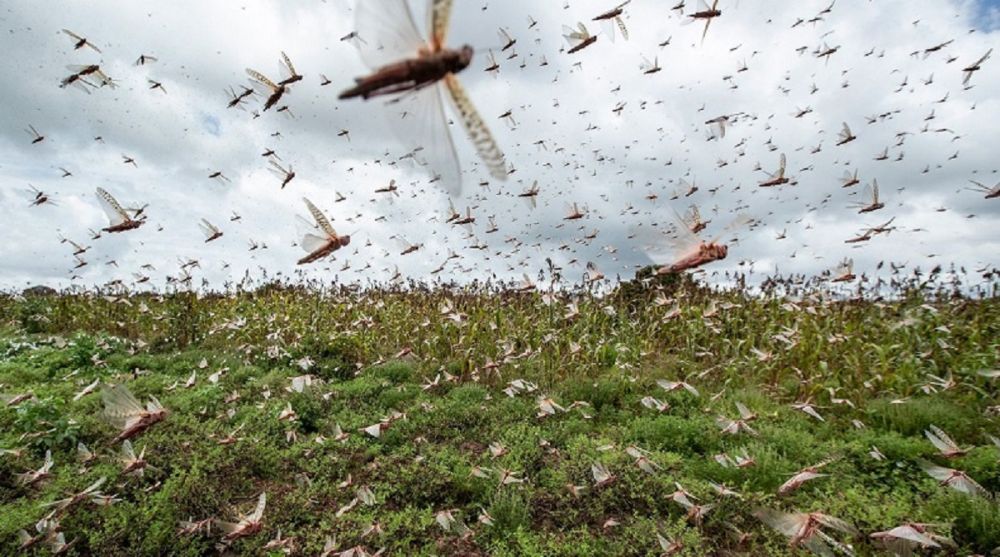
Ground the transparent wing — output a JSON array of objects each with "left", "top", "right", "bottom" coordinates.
[
  {"left": 443, "top": 74, "right": 508, "bottom": 181},
  {"left": 920, "top": 461, "right": 954, "bottom": 481},
  {"left": 755, "top": 509, "right": 804, "bottom": 538},
  {"left": 214, "top": 520, "right": 241, "bottom": 535},
  {"left": 386, "top": 83, "right": 463, "bottom": 196},
  {"left": 96, "top": 188, "right": 129, "bottom": 226},
  {"left": 840, "top": 122, "right": 852, "bottom": 140},
  {"left": 814, "top": 514, "right": 858, "bottom": 535},
  {"left": 303, "top": 198, "right": 337, "bottom": 237},
  {"left": 198, "top": 219, "right": 217, "bottom": 239},
  {"left": 280, "top": 51, "right": 297, "bottom": 80},
  {"left": 430, "top": 0, "right": 454, "bottom": 50},
  {"left": 250, "top": 492, "right": 267, "bottom": 522},
  {"left": 355, "top": 0, "right": 428, "bottom": 70},
  {"left": 246, "top": 69, "right": 278, "bottom": 91},
  {"left": 302, "top": 233, "right": 331, "bottom": 254},
  {"left": 630, "top": 219, "right": 698, "bottom": 266},
  {"left": 616, "top": 17, "right": 629, "bottom": 40},
  {"left": 101, "top": 383, "right": 145, "bottom": 427}
]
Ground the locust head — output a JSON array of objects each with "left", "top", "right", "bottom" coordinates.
[{"left": 458, "top": 45, "right": 474, "bottom": 70}]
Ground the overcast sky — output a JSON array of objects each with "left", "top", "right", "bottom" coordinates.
[{"left": 1, "top": 0, "right": 998, "bottom": 292}]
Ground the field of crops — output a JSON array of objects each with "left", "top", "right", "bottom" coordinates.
[{"left": 1, "top": 277, "right": 998, "bottom": 556}]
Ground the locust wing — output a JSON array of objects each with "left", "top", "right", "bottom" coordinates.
[
  {"left": 302, "top": 197, "right": 337, "bottom": 238},
  {"left": 101, "top": 383, "right": 145, "bottom": 429},
  {"left": 297, "top": 215, "right": 331, "bottom": 254},
  {"left": 249, "top": 492, "right": 267, "bottom": 522},
  {"left": 95, "top": 188, "right": 130, "bottom": 226},
  {"left": 429, "top": 0, "right": 454, "bottom": 51},
  {"left": 354, "top": 0, "right": 428, "bottom": 70},
  {"left": 280, "top": 51, "right": 297, "bottom": 81},
  {"left": 444, "top": 74, "right": 508, "bottom": 181},
  {"left": 246, "top": 69, "right": 279, "bottom": 93}
]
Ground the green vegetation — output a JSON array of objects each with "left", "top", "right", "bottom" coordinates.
[{"left": 0, "top": 281, "right": 998, "bottom": 555}]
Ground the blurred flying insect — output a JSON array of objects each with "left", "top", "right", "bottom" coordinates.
[
  {"left": 62, "top": 29, "right": 101, "bottom": 53},
  {"left": 563, "top": 22, "right": 598, "bottom": 54},
  {"left": 226, "top": 85, "right": 255, "bottom": 109},
  {"left": 640, "top": 55, "right": 662, "bottom": 74},
  {"left": 25, "top": 124, "right": 45, "bottom": 144},
  {"left": 815, "top": 42, "right": 840, "bottom": 64},
  {"left": 961, "top": 48, "right": 991, "bottom": 86},
  {"left": 518, "top": 180, "right": 540, "bottom": 208},
  {"left": 968, "top": 179, "right": 1000, "bottom": 199},
  {"left": 339, "top": 0, "right": 508, "bottom": 196},
  {"left": 95, "top": 188, "right": 146, "bottom": 233},
  {"left": 269, "top": 160, "right": 296, "bottom": 189},
  {"left": 840, "top": 169, "right": 860, "bottom": 188},
  {"left": 101, "top": 383, "right": 167, "bottom": 442},
  {"left": 498, "top": 27, "right": 517, "bottom": 51},
  {"left": 759, "top": 153, "right": 790, "bottom": 187},
  {"left": 836, "top": 122, "right": 856, "bottom": 145},
  {"left": 854, "top": 180, "right": 885, "bottom": 213},
  {"left": 29, "top": 185, "right": 53, "bottom": 207},
  {"left": 830, "top": 258, "right": 855, "bottom": 282},
  {"left": 484, "top": 50, "right": 500, "bottom": 75},
  {"left": 683, "top": 205, "right": 709, "bottom": 234},
  {"left": 246, "top": 52, "right": 301, "bottom": 111},
  {"left": 297, "top": 198, "right": 351, "bottom": 265},
  {"left": 199, "top": 219, "right": 223, "bottom": 243},
  {"left": 687, "top": 0, "right": 722, "bottom": 43},
  {"left": 635, "top": 212, "right": 746, "bottom": 275},
  {"left": 592, "top": 1, "right": 630, "bottom": 43},
  {"left": 60, "top": 64, "right": 115, "bottom": 91}
]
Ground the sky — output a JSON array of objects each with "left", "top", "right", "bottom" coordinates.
[{"left": 0, "top": 0, "right": 998, "bottom": 292}]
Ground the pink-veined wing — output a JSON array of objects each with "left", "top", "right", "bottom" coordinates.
[
  {"left": 443, "top": 74, "right": 508, "bottom": 181},
  {"left": 354, "top": 0, "right": 428, "bottom": 70},
  {"left": 95, "top": 188, "right": 130, "bottom": 226}
]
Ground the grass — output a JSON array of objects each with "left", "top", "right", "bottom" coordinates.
[{"left": 0, "top": 276, "right": 998, "bottom": 555}]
